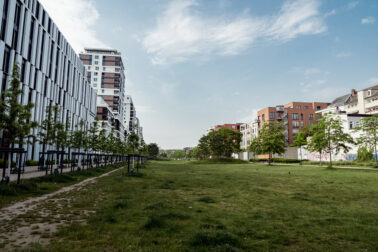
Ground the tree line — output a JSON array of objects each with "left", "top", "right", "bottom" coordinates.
[{"left": 0, "top": 64, "right": 149, "bottom": 169}]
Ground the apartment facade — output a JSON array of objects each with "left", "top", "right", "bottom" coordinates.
[
  {"left": 257, "top": 102, "right": 329, "bottom": 145},
  {"left": 80, "top": 48, "right": 126, "bottom": 135},
  {"left": 0, "top": 0, "right": 97, "bottom": 160},
  {"left": 319, "top": 85, "right": 378, "bottom": 115},
  {"left": 123, "top": 95, "right": 136, "bottom": 133},
  {"left": 239, "top": 120, "right": 259, "bottom": 160}
]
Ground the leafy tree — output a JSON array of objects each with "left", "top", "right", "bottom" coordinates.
[
  {"left": 310, "top": 114, "right": 354, "bottom": 168},
  {"left": 148, "top": 143, "right": 159, "bottom": 158},
  {"left": 0, "top": 63, "right": 37, "bottom": 176},
  {"left": 307, "top": 121, "right": 327, "bottom": 166},
  {"left": 127, "top": 132, "right": 140, "bottom": 153},
  {"left": 196, "top": 135, "right": 211, "bottom": 159},
  {"left": 71, "top": 120, "right": 87, "bottom": 168},
  {"left": 139, "top": 140, "right": 149, "bottom": 155},
  {"left": 171, "top": 150, "right": 186, "bottom": 159},
  {"left": 207, "top": 128, "right": 241, "bottom": 159},
  {"left": 291, "top": 127, "right": 310, "bottom": 164},
  {"left": 98, "top": 122, "right": 108, "bottom": 154},
  {"left": 355, "top": 115, "right": 378, "bottom": 167},
  {"left": 248, "top": 137, "right": 262, "bottom": 159},
  {"left": 251, "top": 122, "right": 286, "bottom": 165},
  {"left": 88, "top": 118, "right": 100, "bottom": 154}
]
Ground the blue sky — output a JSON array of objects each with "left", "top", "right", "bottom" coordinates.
[{"left": 40, "top": 0, "right": 378, "bottom": 149}]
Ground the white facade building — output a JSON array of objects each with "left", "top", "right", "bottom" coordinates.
[
  {"left": 239, "top": 120, "right": 259, "bottom": 160},
  {"left": 0, "top": 0, "right": 97, "bottom": 160}
]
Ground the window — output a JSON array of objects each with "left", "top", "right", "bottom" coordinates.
[
  {"left": 304, "top": 106, "right": 309, "bottom": 109},
  {"left": 2, "top": 46, "right": 11, "bottom": 73},
  {"left": 349, "top": 121, "right": 353, "bottom": 130},
  {"left": 262, "top": 114, "right": 265, "bottom": 121},
  {"left": 309, "top": 114, "right": 313, "bottom": 120},
  {"left": 95, "top": 55, "right": 99, "bottom": 59},
  {"left": 300, "top": 113, "right": 303, "bottom": 120},
  {"left": 269, "top": 112, "right": 275, "bottom": 119},
  {"left": 94, "top": 78, "right": 98, "bottom": 82},
  {"left": 301, "top": 121, "right": 304, "bottom": 127},
  {"left": 94, "top": 72, "right": 98, "bottom": 76},
  {"left": 1, "top": 0, "right": 9, "bottom": 40},
  {"left": 88, "top": 66, "right": 91, "bottom": 70},
  {"left": 95, "top": 67, "right": 99, "bottom": 70},
  {"left": 12, "top": 1, "right": 21, "bottom": 48},
  {"left": 103, "top": 67, "right": 106, "bottom": 71},
  {"left": 317, "top": 106, "right": 321, "bottom": 110},
  {"left": 296, "top": 105, "right": 301, "bottom": 109},
  {"left": 93, "top": 84, "right": 97, "bottom": 87},
  {"left": 292, "top": 113, "right": 299, "bottom": 120},
  {"left": 293, "top": 129, "right": 299, "bottom": 136},
  {"left": 310, "top": 122, "right": 313, "bottom": 126},
  {"left": 292, "top": 121, "right": 299, "bottom": 128},
  {"left": 94, "top": 61, "right": 98, "bottom": 65},
  {"left": 101, "top": 89, "right": 104, "bottom": 93}
]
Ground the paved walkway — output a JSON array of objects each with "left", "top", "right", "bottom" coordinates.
[{"left": 258, "top": 162, "right": 378, "bottom": 171}]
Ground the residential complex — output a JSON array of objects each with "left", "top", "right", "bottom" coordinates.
[
  {"left": 239, "top": 120, "right": 259, "bottom": 160},
  {"left": 257, "top": 102, "right": 329, "bottom": 145},
  {"left": 0, "top": 0, "right": 97, "bottom": 160},
  {"left": 80, "top": 48, "right": 126, "bottom": 135}
]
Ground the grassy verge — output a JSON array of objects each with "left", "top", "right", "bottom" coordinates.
[
  {"left": 302, "top": 160, "right": 377, "bottom": 168},
  {"left": 29, "top": 160, "right": 378, "bottom": 251},
  {"left": 0, "top": 163, "right": 125, "bottom": 208}
]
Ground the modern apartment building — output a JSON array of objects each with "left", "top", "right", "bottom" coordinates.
[
  {"left": 257, "top": 102, "right": 329, "bottom": 145},
  {"left": 123, "top": 95, "right": 136, "bottom": 133},
  {"left": 0, "top": 0, "right": 97, "bottom": 160},
  {"left": 239, "top": 120, "right": 259, "bottom": 160},
  {"left": 80, "top": 48, "right": 126, "bottom": 135},
  {"left": 319, "top": 85, "right": 378, "bottom": 115}
]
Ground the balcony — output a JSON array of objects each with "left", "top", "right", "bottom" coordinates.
[{"left": 276, "top": 106, "right": 284, "bottom": 112}]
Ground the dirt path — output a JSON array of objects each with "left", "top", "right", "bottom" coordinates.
[{"left": 0, "top": 166, "right": 124, "bottom": 250}]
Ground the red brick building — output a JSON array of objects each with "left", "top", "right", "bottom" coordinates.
[{"left": 257, "top": 102, "right": 329, "bottom": 145}]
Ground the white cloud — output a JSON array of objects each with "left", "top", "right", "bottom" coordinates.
[
  {"left": 368, "top": 77, "right": 378, "bottom": 85},
  {"left": 347, "top": 1, "right": 359, "bottom": 10},
  {"left": 39, "top": 0, "right": 108, "bottom": 53},
  {"left": 239, "top": 108, "right": 259, "bottom": 123},
  {"left": 361, "top": 16, "right": 376, "bottom": 24},
  {"left": 142, "top": 0, "right": 328, "bottom": 65},
  {"left": 336, "top": 52, "right": 352, "bottom": 58}
]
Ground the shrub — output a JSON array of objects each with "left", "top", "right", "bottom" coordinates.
[
  {"left": 0, "top": 159, "right": 16, "bottom": 168},
  {"left": 357, "top": 146, "right": 374, "bottom": 162},
  {"left": 26, "top": 160, "right": 39, "bottom": 166}
]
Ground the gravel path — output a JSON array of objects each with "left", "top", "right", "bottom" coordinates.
[{"left": 0, "top": 166, "right": 123, "bottom": 250}]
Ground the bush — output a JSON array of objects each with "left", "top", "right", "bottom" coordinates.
[
  {"left": 357, "top": 146, "right": 374, "bottom": 162},
  {"left": 26, "top": 160, "right": 39, "bottom": 166},
  {"left": 249, "top": 158, "right": 307, "bottom": 163},
  {"left": 0, "top": 159, "right": 16, "bottom": 168}
]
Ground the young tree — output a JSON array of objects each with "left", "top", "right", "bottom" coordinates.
[
  {"left": 127, "top": 132, "right": 140, "bottom": 154},
  {"left": 196, "top": 135, "right": 211, "bottom": 159},
  {"left": 147, "top": 143, "right": 159, "bottom": 158},
  {"left": 71, "top": 120, "right": 86, "bottom": 169},
  {"left": 171, "top": 150, "right": 186, "bottom": 159},
  {"left": 252, "top": 121, "right": 286, "bottom": 165},
  {"left": 291, "top": 127, "right": 310, "bottom": 165},
  {"left": 207, "top": 128, "right": 241, "bottom": 159},
  {"left": 248, "top": 137, "right": 263, "bottom": 159},
  {"left": 37, "top": 105, "right": 56, "bottom": 168},
  {"left": 0, "top": 63, "right": 37, "bottom": 177},
  {"left": 355, "top": 115, "right": 378, "bottom": 167},
  {"left": 311, "top": 114, "right": 354, "bottom": 168}
]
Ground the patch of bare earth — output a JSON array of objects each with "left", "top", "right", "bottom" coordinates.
[{"left": 0, "top": 167, "right": 123, "bottom": 250}]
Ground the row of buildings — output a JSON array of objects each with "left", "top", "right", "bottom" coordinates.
[
  {"left": 0, "top": 0, "right": 143, "bottom": 160},
  {"left": 209, "top": 85, "right": 378, "bottom": 161}
]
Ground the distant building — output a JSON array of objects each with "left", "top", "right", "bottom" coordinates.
[
  {"left": 257, "top": 102, "right": 329, "bottom": 145},
  {"left": 239, "top": 120, "right": 259, "bottom": 160},
  {"left": 80, "top": 48, "right": 126, "bottom": 136},
  {"left": 123, "top": 95, "right": 136, "bottom": 134},
  {"left": 319, "top": 85, "right": 378, "bottom": 115},
  {"left": 212, "top": 123, "right": 242, "bottom": 132}
]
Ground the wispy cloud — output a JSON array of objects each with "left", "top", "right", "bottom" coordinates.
[
  {"left": 347, "top": 1, "right": 359, "bottom": 10},
  {"left": 336, "top": 52, "right": 352, "bottom": 58},
  {"left": 142, "top": 0, "right": 328, "bottom": 65},
  {"left": 239, "top": 108, "right": 259, "bottom": 123},
  {"left": 368, "top": 77, "right": 378, "bottom": 85},
  {"left": 361, "top": 16, "right": 376, "bottom": 24},
  {"left": 39, "top": 0, "right": 108, "bottom": 53}
]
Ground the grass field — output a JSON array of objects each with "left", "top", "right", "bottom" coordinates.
[{"left": 19, "top": 161, "right": 378, "bottom": 251}]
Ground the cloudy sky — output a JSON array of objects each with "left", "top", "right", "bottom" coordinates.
[{"left": 39, "top": 0, "right": 378, "bottom": 149}]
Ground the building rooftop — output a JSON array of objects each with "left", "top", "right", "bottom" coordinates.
[{"left": 83, "top": 48, "right": 121, "bottom": 55}]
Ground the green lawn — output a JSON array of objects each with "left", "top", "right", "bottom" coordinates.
[{"left": 32, "top": 161, "right": 378, "bottom": 251}]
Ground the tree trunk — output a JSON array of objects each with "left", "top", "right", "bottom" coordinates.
[
  {"left": 374, "top": 141, "right": 377, "bottom": 168},
  {"left": 319, "top": 151, "right": 322, "bottom": 166},
  {"left": 329, "top": 141, "right": 332, "bottom": 168},
  {"left": 300, "top": 146, "right": 303, "bottom": 165}
]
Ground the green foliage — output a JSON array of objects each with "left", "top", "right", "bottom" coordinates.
[
  {"left": 196, "top": 128, "right": 241, "bottom": 159},
  {"left": 147, "top": 143, "right": 159, "bottom": 158},
  {"left": 25, "top": 160, "right": 39, "bottom": 166},
  {"left": 249, "top": 121, "right": 286, "bottom": 164},
  {"left": 356, "top": 146, "right": 374, "bottom": 162},
  {"left": 171, "top": 150, "right": 186, "bottom": 159},
  {"left": 309, "top": 113, "right": 354, "bottom": 168},
  {"left": 127, "top": 132, "right": 140, "bottom": 153},
  {"left": 355, "top": 115, "right": 378, "bottom": 167},
  {"left": 249, "top": 158, "right": 306, "bottom": 163},
  {"left": 0, "top": 63, "right": 37, "bottom": 147}
]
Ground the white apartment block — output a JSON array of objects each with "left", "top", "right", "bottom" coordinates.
[
  {"left": 123, "top": 95, "right": 137, "bottom": 134},
  {"left": 0, "top": 0, "right": 97, "bottom": 160},
  {"left": 80, "top": 48, "right": 126, "bottom": 135},
  {"left": 238, "top": 120, "right": 259, "bottom": 160}
]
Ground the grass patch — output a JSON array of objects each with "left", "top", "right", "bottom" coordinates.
[
  {"left": 21, "top": 160, "right": 378, "bottom": 251},
  {"left": 0, "top": 163, "right": 125, "bottom": 208}
]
